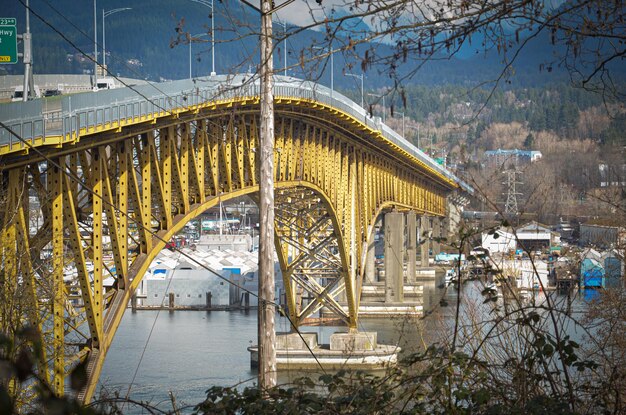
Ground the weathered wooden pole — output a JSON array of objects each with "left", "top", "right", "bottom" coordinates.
[{"left": 258, "top": 0, "right": 277, "bottom": 392}]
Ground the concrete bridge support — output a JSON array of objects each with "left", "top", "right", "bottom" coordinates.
[
  {"left": 406, "top": 211, "right": 417, "bottom": 283},
  {"left": 365, "top": 226, "right": 377, "bottom": 283},
  {"left": 432, "top": 218, "right": 442, "bottom": 257},
  {"left": 447, "top": 197, "right": 463, "bottom": 239},
  {"left": 365, "top": 236, "right": 376, "bottom": 283},
  {"left": 0, "top": 75, "right": 464, "bottom": 402},
  {"left": 420, "top": 216, "right": 431, "bottom": 267},
  {"left": 384, "top": 211, "right": 404, "bottom": 302}
]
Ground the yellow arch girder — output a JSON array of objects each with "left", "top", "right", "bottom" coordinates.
[{"left": 0, "top": 96, "right": 454, "bottom": 403}]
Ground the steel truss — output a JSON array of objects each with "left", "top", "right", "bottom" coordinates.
[{"left": 0, "top": 100, "right": 453, "bottom": 403}]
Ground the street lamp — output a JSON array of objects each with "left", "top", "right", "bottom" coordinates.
[
  {"left": 367, "top": 92, "right": 386, "bottom": 123},
  {"left": 407, "top": 124, "right": 420, "bottom": 149},
  {"left": 346, "top": 72, "right": 364, "bottom": 108},
  {"left": 396, "top": 111, "right": 405, "bottom": 138},
  {"left": 102, "top": 7, "right": 131, "bottom": 70},
  {"left": 276, "top": 21, "right": 287, "bottom": 76},
  {"left": 93, "top": 0, "right": 97, "bottom": 78},
  {"left": 189, "top": 0, "right": 216, "bottom": 75},
  {"left": 313, "top": 45, "right": 334, "bottom": 99},
  {"left": 189, "top": 33, "right": 208, "bottom": 78}
]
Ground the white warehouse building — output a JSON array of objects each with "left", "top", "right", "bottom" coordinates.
[{"left": 482, "top": 229, "right": 517, "bottom": 254}]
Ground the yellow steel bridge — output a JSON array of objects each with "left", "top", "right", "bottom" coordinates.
[{"left": 0, "top": 75, "right": 466, "bottom": 403}]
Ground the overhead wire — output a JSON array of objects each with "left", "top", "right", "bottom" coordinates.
[
  {"left": 0, "top": 117, "right": 327, "bottom": 379},
  {"left": 2, "top": 0, "right": 402, "bottom": 390},
  {"left": 0, "top": 105, "right": 329, "bottom": 379},
  {"left": 123, "top": 251, "right": 182, "bottom": 406}
]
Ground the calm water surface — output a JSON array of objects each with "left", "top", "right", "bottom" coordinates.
[{"left": 98, "top": 284, "right": 591, "bottom": 412}]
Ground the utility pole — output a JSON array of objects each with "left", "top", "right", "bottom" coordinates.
[
  {"left": 102, "top": 7, "right": 132, "bottom": 71},
  {"left": 241, "top": 0, "right": 293, "bottom": 393},
  {"left": 258, "top": 0, "right": 276, "bottom": 392},
  {"left": 237, "top": 0, "right": 275, "bottom": 393},
  {"left": 189, "top": 0, "right": 216, "bottom": 75}
]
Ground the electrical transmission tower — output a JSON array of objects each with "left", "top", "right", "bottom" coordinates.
[{"left": 503, "top": 169, "right": 522, "bottom": 215}]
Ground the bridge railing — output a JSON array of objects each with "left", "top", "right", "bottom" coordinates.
[
  {"left": 0, "top": 75, "right": 472, "bottom": 193},
  {"left": 275, "top": 79, "right": 472, "bottom": 193}
]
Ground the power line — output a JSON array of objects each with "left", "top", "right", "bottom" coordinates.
[
  {"left": 503, "top": 169, "right": 522, "bottom": 216},
  {"left": 0, "top": 118, "right": 328, "bottom": 386}
]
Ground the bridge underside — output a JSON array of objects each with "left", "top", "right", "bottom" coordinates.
[{"left": 0, "top": 98, "right": 454, "bottom": 403}]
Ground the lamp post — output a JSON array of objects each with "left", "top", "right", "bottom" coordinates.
[
  {"left": 276, "top": 21, "right": 287, "bottom": 76},
  {"left": 407, "top": 124, "right": 420, "bottom": 149},
  {"left": 189, "top": 0, "right": 216, "bottom": 75},
  {"left": 313, "top": 45, "right": 334, "bottom": 99},
  {"left": 93, "top": 0, "right": 98, "bottom": 79},
  {"left": 367, "top": 92, "right": 386, "bottom": 123},
  {"left": 346, "top": 72, "right": 364, "bottom": 108},
  {"left": 396, "top": 111, "right": 405, "bottom": 138},
  {"left": 102, "top": 7, "right": 131, "bottom": 71},
  {"left": 189, "top": 33, "right": 208, "bottom": 78}
]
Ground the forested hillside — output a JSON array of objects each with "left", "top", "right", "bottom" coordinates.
[
  {"left": 4, "top": 0, "right": 624, "bottom": 222},
  {"left": 1, "top": 0, "right": 601, "bottom": 88}
]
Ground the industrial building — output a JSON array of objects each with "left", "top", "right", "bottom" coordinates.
[
  {"left": 135, "top": 248, "right": 265, "bottom": 308},
  {"left": 484, "top": 149, "right": 542, "bottom": 168},
  {"left": 579, "top": 223, "right": 625, "bottom": 249},
  {"left": 481, "top": 228, "right": 516, "bottom": 254},
  {"left": 516, "top": 221, "right": 560, "bottom": 251}
]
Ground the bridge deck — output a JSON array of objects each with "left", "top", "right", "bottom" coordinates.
[{"left": 0, "top": 75, "right": 470, "bottom": 192}]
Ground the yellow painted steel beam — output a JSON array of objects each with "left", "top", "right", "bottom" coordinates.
[
  {"left": 1, "top": 98, "right": 459, "bottom": 405},
  {"left": 47, "top": 161, "right": 65, "bottom": 396},
  {"left": 92, "top": 151, "right": 104, "bottom": 344},
  {"left": 62, "top": 174, "right": 101, "bottom": 348}
]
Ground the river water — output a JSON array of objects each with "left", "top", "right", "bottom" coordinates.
[{"left": 97, "top": 284, "right": 592, "bottom": 413}]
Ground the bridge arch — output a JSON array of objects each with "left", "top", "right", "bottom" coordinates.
[{"left": 0, "top": 76, "right": 463, "bottom": 402}]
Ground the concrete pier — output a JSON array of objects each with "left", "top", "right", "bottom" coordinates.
[
  {"left": 384, "top": 212, "right": 405, "bottom": 303},
  {"left": 342, "top": 211, "right": 447, "bottom": 319},
  {"left": 406, "top": 211, "right": 417, "bottom": 284},
  {"left": 432, "top": 218, "right": 442, "bottom": 256},
  {"left": 420, "top": 216, "right": 430, "bottom": 267},
  {"left": 365, "top": 226, "right": 377, "bottom": 284}
]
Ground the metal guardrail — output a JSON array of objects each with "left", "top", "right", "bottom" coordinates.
[{"left": 0, "top": 74, "right": 472, "bottom": 193}]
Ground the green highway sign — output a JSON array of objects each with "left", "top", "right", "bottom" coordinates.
[{"left": 0, "top": 18, "right": 17, "bottom": 64}]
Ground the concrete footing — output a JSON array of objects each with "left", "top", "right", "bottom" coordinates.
[
  {"left": 249, "top": 332, "right": 399, "bottom": 370},
  {"left": 353, "top": 266, "right": 444, "bottom": 318},
  {"left": 330, "top": 332, "right": 377, "bottom": 351}
]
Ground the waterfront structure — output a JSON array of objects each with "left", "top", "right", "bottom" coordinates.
[
  {"left": 482, "top": 228, "right": 516, "bottom": 254},
  {"left": 136, "top": 246, "right": 276, "bottom": 308},
  {"left": 0, "top": 75, "right": 470, "bottom": 401},
  {"left": 144, "top": 269, "right": 234, "bottom": 307},
  {"left": 578, "top": 248, "right": 624, "bottom": 289},
  {"left": 516, "top": 221, "right": 560, "bottom": 251},
  {"left": 580, "top": 249, "right": 605, "bottom": 288}
]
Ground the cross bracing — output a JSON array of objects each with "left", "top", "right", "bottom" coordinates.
[{"left": 0, "top": 76, "right": 464, "bottom": 403}]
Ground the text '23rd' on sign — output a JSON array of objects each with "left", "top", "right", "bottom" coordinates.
[{"left": 0, "top": 18, "right": 18, "bottom": 64}]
